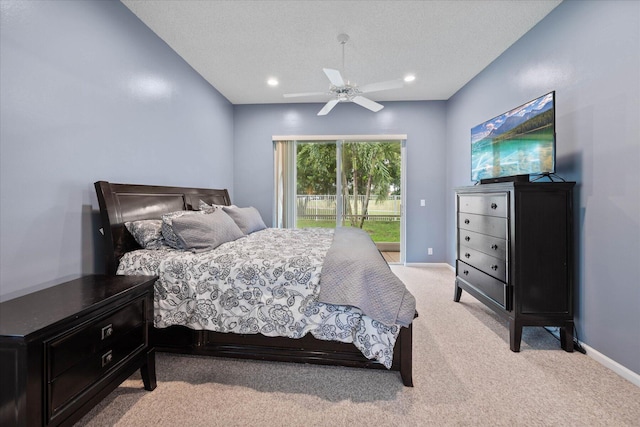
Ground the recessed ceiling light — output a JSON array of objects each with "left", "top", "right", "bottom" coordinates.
[
  {"left": 404, "top": 74, "right": 416, "bottom": 83},
  {"left": 267, "top": 78, "right": 279, "bottom": 86}
]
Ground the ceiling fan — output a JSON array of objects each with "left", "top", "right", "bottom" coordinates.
[{"left": 283, "top": 33, "right": 404, "bottom": 116}]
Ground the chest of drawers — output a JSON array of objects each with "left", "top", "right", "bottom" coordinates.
[
  {"left": 0, "top": 275, "right": 157, "bottom": 426},
  {"left": 454, "top": 182, "right": 575, "bottom": 352}
]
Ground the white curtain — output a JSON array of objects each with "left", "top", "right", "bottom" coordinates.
[{"left": 273, "top": 140, "right": 296, "bottom": 228}]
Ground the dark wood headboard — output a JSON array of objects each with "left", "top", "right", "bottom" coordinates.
[{"left": 94, "top": 181, "right": 231, "bottom": 275}]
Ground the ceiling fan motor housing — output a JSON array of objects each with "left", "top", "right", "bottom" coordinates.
[{"left": 337, "top": 33, "right": 350, "bottom": 44}]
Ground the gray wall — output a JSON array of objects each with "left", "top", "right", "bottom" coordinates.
[
  {"left": 233, "top": 101, "right": 447, "bottom": 263},
  {"left": 445, "top": 0, "right": 639, "bottom": 374},
  {"left": 0, "top": 0, "right": 234, "bottom": 300}
]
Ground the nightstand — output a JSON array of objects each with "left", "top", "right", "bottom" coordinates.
[{"left": 0, "top": 275, "right": 157, "bottom": 426}]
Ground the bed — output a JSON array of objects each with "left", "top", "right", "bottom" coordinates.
[{"left": 94, "top": 181, "right": 416, "bottom": 386}]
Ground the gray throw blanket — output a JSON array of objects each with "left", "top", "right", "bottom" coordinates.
[{"left": 318, "top": 227, "right": 416, "bottom": 327}]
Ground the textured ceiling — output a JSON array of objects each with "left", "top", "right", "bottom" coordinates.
[{"left": 121, "top": 0, "right": 562, "bottom": 104}]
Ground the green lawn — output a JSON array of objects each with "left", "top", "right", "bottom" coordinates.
[{"left": 296, "top": 219, "right": 400, "bottom": 242}]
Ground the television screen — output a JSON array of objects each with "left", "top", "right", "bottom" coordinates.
[{"left": 471, "top": 91, "right": 555, "bottom": 182}]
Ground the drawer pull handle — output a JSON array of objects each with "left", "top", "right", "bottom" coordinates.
[
  {"left": 490, "top": 244, "right": 498, "bottom": 250},
  {"left": 491, "top": 203, "right": 498, "bottom": 209},
  {"left": 101, "top": 350, "right": 113, "bottom": 368},
  {"left": 464, "top": 236, "right": 470, "bottom": 242},
  {"left": 491, "top": 264, "right": 499, "bottom": 271},
  {"left": 465, "top": 253, "right": 471, "bottom": 258},
  {"left": 101, "top": 324, "right": 113, "bottom": 340},
  {"left": 464, "top": 219, "right": 470, "bottom": 224},
  {"left": 463, "top": 270, "right": 469, "bottom": 275}
]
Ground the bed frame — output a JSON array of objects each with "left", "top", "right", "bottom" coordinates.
[{"left": 94, "top": 181, "right": 414, "bottom": 386}]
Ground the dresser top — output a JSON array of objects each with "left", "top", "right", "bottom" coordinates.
[
  {"left": 0, "top": 275, "right": 156, "bottom": 338},
  {"left": 455, "top": 181, "right": 576, "bottom": 193}
]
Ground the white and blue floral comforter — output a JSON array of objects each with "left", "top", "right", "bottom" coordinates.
[{"left": 116, "top": 228, "right": 400, "bottom": 368}]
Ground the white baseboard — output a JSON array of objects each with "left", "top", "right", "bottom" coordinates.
[
  {"left": 404, "top": 262, "right": 453, "bottom": 269},
  {"left": 582, "top": 342, "right": 640, "bottom": 388}
]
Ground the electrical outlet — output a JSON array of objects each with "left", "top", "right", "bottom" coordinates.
[
  {"left": 420, "top": 199, "right": 426, "bottom": 207},
  {"left": 428, "top": 247, "right": 433, "bottom": 255}
]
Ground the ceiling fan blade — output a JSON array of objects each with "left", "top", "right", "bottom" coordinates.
[
  {"left": 317, "top": 99, "right": 340, "bottom": 116},
  {"left": 352, "top": 96, "right": 384, "bottom": 112},
  {"left": 358, "top": 79, "right": 404, "bottom": 94},
  {"left": 323, "top": 68, "right": 345, "bottom": 87},
  {"left": 283, "top": 91, "right": 327, "bottom": 98}
]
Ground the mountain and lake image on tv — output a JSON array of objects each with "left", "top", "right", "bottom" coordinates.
[{"left": 471, "top": 91, "right": 555, "bottom": 182}]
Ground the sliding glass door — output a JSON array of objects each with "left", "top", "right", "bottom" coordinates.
[{"left": 293, "top": 139, "right": 402, "bottom": 262}]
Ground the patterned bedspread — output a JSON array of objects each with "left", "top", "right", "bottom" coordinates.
[{"left": 116, "top": 228, "right": 401, "bottom": 368}]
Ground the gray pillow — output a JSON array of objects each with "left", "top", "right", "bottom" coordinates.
[
  {"left": 171, "top": 209, "right": 245, "bottom": 253},
  {"left": 125, "top": 219, "right": 167, "bottom": 249},
  {"left": 161, "top": 210, "right": 206, "bottom": 249},
  {"left": 222, "top": 206, "right": 267, "bottom": 234}
]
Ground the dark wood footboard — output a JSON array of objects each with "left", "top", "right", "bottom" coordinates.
[{"left": 398, "top": 320, "right": 413, "bottom": 386}]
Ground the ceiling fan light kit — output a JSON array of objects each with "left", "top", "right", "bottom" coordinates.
[{"left": 283, "top": 33, "right": 404, "bottom": 116}]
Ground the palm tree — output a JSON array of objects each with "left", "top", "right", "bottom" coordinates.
[{"left": 342, "top": 142, "right": 400, "bottom": 228}]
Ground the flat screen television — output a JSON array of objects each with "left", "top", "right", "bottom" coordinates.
[{"left": 471, "top": 91, "right": 555, "bottom": 183}]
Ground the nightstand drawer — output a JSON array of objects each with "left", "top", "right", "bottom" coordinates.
[
  {"left": 458, "top": 193, "right": 508, "bottom": 217},
  {"left": 457, "top": 261, "right": 509, "bottom": 309},
  {"left": 458, "top": 212, "right": 508, "bottom": 239},
  {"left": 48, "top": 298, "right": 145, "bottom": 379},
  {"left": 459, "top": 245, "right": 507, "bottom": 282},
  {"left": 48, "top": 324, "right": 145, "bottom": 417},
  {"left": 459, "top": 229, "right": 507, "bottom": 260}
]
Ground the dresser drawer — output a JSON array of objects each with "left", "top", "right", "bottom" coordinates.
[
  {"left": 459, "top": 229, "right": 507, "bottom": 260},
  {"left": 458, "top": 193, "right": 508, "bottom": 218},
  {"left": 458, "top": 213, "right": 508, "bottom": 239},
  {"left": 457, "top": 260, "right": 509, "bottom": 309},
  {"left": 48, "top": 298, "right": 145, "bottom": 379},
  {"left": 459, "top": 245, "right": 507, "bottom": 282},
  {"left": 48, "top": 324, "right": 145, "bottom": 417}
]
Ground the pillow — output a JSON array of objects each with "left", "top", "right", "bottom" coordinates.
[
  {"left": 198, "top": 200, "right": 234, "bottom": 212},
  {"left": 161, "top": 210, "right": 207, "bottom": 249},
  {"left": 222, "top": 206, "right": 267, "bottom": 234},
  {"left": 171, "top": 209, "right": 245, "bottom": 253},
  {"left": 125, "top": 219, "right": 167, "bottom": 249}
]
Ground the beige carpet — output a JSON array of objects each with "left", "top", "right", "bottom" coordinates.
[{"left": 76, "top": 266, "right": 640, "bottom": 426}]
